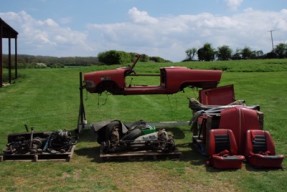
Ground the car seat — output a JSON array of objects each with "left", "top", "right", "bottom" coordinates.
[
  {"left": 208, "top": 129, "right": 245, "bottom": 169},
  {"left": 245, "top": 129, "right": 284, "bottom": 168}
]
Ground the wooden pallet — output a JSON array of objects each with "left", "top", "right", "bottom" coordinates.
[
  {"left": 0, "top": 145, "right": 75, "bottom": 162},
  {"left": 100, "top": 148, "right": 181, "bottom": 161}
]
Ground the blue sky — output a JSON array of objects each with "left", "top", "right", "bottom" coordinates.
[{"left": 0, "top": 0, "right": 286, "bottom": 61}]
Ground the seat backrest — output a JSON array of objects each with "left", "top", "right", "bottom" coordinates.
[
  {"left": 208, "top": 129, "right": 238, "bottom": 156},
  {"left": 252, "top": 134, "right": 267, "bottom": 153},
  {"left": 245, "top": 130, "right": 276, "bottom": 156},
  {"left": 214, "top": 134, "right": 230, "bottom": 153}
]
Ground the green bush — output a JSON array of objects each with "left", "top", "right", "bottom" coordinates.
[
  {"left": 150, "top": 56, "right": 168, "bottom": 63},
  {"left": 98, "top": 50, "right": 131, "bottom": 65}
]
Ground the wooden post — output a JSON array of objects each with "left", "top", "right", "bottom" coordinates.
[
  {"left": 8, "top": 37, "right": 11, "bottom": 84},
  {"left": 0, "top": 23, "right": 2, "bottom": 87},
  {"left": 15, "top": 37, "right": 17, "bottom": 79}
]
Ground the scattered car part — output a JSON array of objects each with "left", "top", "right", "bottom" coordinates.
[
  {"left": 190, "top": 84, "right": 283, "bottom": 169},
  {"left": 190, "top": 99, "right": 262, "bottom": 156},
  {"left": 91, "top": 120, "right": 180, "bottom": 160},
  {"left": 1, "top": 125, "right": 77, "bottom": 162}
]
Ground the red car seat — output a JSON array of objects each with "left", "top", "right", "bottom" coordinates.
[
  {"left": 219, "top": 106, "right": 262, "bottom": 154},
  {"left": 245, "top": 130, "right": 284, "bottom": 168},
  {"left": 208, "top": 129, "right": 245, "bottom": 169}
]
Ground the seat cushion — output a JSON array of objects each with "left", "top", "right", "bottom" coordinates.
[
  {"left": 211, "top": 154, "right": 245, "bottom": 169},
  {"left": 248, "top": 154, "right": 284, "bottom": 168}
]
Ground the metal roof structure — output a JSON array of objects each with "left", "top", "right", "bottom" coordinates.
[{"left": 0, "top": 17, "right": 18, "bottom": 87}]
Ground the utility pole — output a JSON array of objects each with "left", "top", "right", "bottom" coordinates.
[{"left": 269, "top": 30, "right": 276, "bottom": 52}]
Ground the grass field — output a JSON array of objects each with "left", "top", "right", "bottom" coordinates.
[{"left": 0, "top": 59, "right": 286, "bottom": 192}]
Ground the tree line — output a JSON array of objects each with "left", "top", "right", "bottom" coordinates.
[
  {"left": 184, "top": 43, "right": 287, "bottom": 61},
  {"left": 1, "top": 55, "right": 100, "bottom": 68},
  {"left": 2, "top": 43, "right": 286, "bottom": 69},
  {"left": 2, "top": 50, "right": 169, "bottom": 68}
]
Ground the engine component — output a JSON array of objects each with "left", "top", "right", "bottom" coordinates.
[
  {"left": 3, "top": 126, "right": 77, "bottom": 156},
  {"left": 91, "top": 120, "right": 176, "bottom": 154}
]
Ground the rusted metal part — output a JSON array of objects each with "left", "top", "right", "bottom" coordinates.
[
  {"left": 91, "top": 120, "right": 180, "bottom": 160},
  {"left": 1, "top": 127, "right": 77, "bottom": 162}
]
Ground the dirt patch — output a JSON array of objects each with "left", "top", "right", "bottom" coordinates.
[{"left": 98, "top": 162, "right": 240, "bottom": 192}]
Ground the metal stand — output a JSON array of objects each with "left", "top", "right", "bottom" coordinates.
[{"left": 77, "top": 72, "right": 87, "bottom": 135}]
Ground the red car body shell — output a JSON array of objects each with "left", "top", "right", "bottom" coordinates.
[{"left": 84, "top": 66, "right": 222, "bottom": 95}]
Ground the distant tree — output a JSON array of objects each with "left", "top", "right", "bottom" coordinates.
[
  {"left": 265, "top": 51, "right": 278, "bottom": 59},
  {"left": 255, "top": 50, "right": 264, "bottom": 58},
  {"left": 274, "top": 43, "right": 287, "bottom": 58},
  {"left": 197, "top": 43, "right": 215, "bottom": 61},
  {"left": 241, "top": 47, "right": 253, "bottom": 59},
  {"left": 248, "top": 50, "right": 264, "bottom": 59},
  {"left": 139, "top": 54, "right": 149, "bottom": 62},
  {"left": 185, "top": 48, "right": 197, "bottom": 61},
  {"left": 217, "top": 45, "right": 232, "bottom": 60},
  {"left": 231, "top": 49, "right": 242, "bottom": 60}
]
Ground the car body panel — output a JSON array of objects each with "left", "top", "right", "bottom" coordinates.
[
  {"left": 84, "top": 65, "right": 222, "bottom": 95},
  {"left": 199, "top": 84, "right": 235, "bottom": 105}
]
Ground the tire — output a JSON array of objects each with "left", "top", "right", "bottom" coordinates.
[{"left": 121, "top": 128, "right": 142, "bottom": 141}]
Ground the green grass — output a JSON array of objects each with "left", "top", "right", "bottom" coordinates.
[{"left": 0, "top": 59, "right": 287, "bottom": 192}]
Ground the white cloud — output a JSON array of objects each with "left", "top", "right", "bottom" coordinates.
[
  {"left": 1, "top": 8, "right": 287, "bottom": 61},
  {"left": 88, "top": 7, "right": 287, "bottom": 61},
  {"left": 128, "top": 7, "right": 158, "bottom": 24},
  {"left": 41, "top": 18, "right": 59, "bottom": 27},
  {"left": 225, "top": 0, "right": 244, "bottom": 10},
  {"left": 58, "top": 17, "right": 72, "bottom": 25},
  {"left": 0, "top": 11, "right": 93, "bottom": 56}
]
